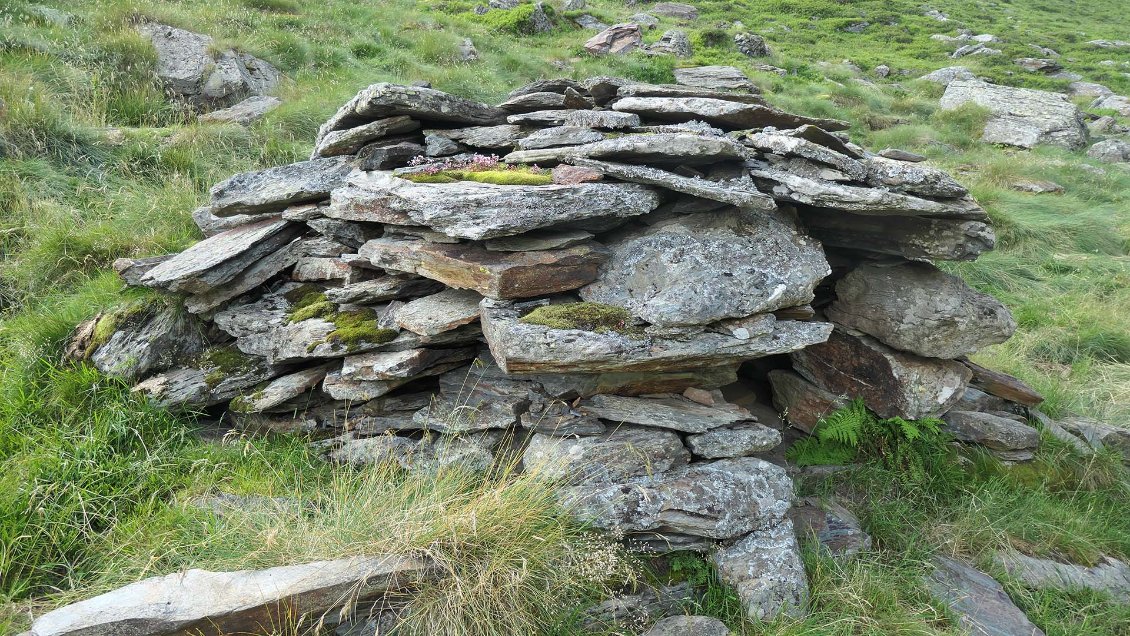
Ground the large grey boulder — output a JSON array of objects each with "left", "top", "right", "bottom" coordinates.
[
  {"left": 137, "top": 23, "right": 280, "bottom": 109},
  {"left": 208, "top": 157, "right": 354, "bottom": 217},
  {"left": 994, "top": 551, "right": 1130, "bottom": 601},
  {"left": 523, "top": 427, "right": 691, "bottom": 483},
  {"left": 28, "top": 555, "right": 433, "bottom": 636},
  {"left": 714, "top": 521, "right": 809, "bottom": 620},
  {"left": 580, "top": 210, "right": 830, "bottom": 327},
  {"left": 562, "top": 457, "right": 793, "bottom": 539},
  {"left": 939, "top": 80, "right": 1087, "bottom": 149},
  {"left": 326, "top": 170, "right": 661, "bottom": 240},
  {"left": 791, "top": 328, "right": 972, "bottom": 420},
  {"left": 826, "top": 262, "right": 1016, "bottom": 358},
  {"left": 927, "top": 556, "right": 1046, "bottom": 636}
]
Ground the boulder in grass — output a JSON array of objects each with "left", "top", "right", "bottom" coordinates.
[
  {"left": 714, "top": 520, "right": 809, "bottom": 621},
  {"left": 927, "top": 556, "right": 1047, "bottom": 636},
  {"left": 939, "top": 80, "right": 1087, "bottom": 150},
  {"left": 584, "top": 24, "right": 643, "bottom": 55}
]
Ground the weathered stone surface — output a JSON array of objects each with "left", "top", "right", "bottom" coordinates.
[
  {"left": 317, "top": 83, "right": 506, "bottom": 145},
  {"left": 521, "top": 398, "right": 605, "bottom": 436},
  {"left": 485, "top": 229, "right": 594, "bottom": 251},
  {"left": 939, "top": 80, "right": 1087, "bottom": 150},
  {"left": 799, "top": 210, "right": 996, "bottom": 261},
  {"left": 291, "top": 256, "right": 352, "bottom": 281},
  {"left": 424, "top": 124, "right": 525, "bottom": 149},
  {"left": 863, "top": 156, "right": 968, "bottom": 197},
  {"left": 321, "top": 359, "right": 466, "bottom": 401},
  {"left": 198, "top": 95, "right": 281, "bottom": 125},
  {"left": 790, "top": 497, "right": 871, "bottom": 557},
  {"left": 213, "top": 293, "right": 292, "bottom": 338},
  {"left": 767, "top": 370, "right": 847, "bottom": 434},
  {"left": 962, "top": 361, "right": 1044, "bottom": 406},
  {"left": 927, "top": 556, "right": 1046, "bottom": 636},
  {"left": 616, "top": 83, "right": 765, "bottom": 105},
  {"left": 506, "top": 109, "right": 579, "bottom": 126},
  {"left": 826, "top": 262, "right": 1015, "bottom": 358},
  {"left": 192, "top": 206, "right": 255, "bottom": 236},
  {"left": 563, "top": 457, "right": 792, "bottom": 539},
  {"left": 562, "top": 109, "right": 641, "bottom": 129},
  {"left": 410, "top": 366, "right": 536, "bottom": 433},
  {"left": 133, "top": 351, "right": 280, "bottom": 410},
  {"left": 357, "top": 140, "right": 426, "bottom": 170},
  {"left": 1091, "top": 94, "right": 1130, "bottom": 116},
  {"left": 686, "top": 423, "right": 781, "bottom": 458},
  {"left": 585, "top": 23, "right": 643, "bottom": 55},
  {"left": 646, "top": 30, "right": 693, "bottom": 58},
  {"left": 651, "top": 2, "right": 697, "bottom": 19},
  {"left": 879, "top": 148, "right": 927, "bottom": 162},
  {"left": 231, "top": 364, "right": 333, "bottom": 413},
  {"left": 27, "top": 555, "right": 432, "bottom": 636},
  {"left": 499, "top": 91, "right": 569, "bottom": 113},
  {"left": 1010, "top": 179, "right": 1064, "bottom": 194},
  {"left": 113, "top": 255, "right": 173, "bottom": 286},
  {"left": 742, "top": 132, "right": 865, "bottom": 180},
  {"left": 362, "top": 238, "right": 608, "bottom": 299},
  {"left": 581, "top": 583, "right": 694, "bottom": 632},
  {"left": 328, "top": 435, "right": 494, "bottom": 473},
  {"left": 612, "top": 96, "right": 849, "bottom": 131},
  {"left": 674, "top": 66, "right": 755, "bottom": 91},
  {"left": 580, "top": 210, "right": 829, "bottom": 327},
  {"left": 714, "top": 521, "right": 809, "bottom": 620},
  {"left": 312, "top": 115, "right": 420, "bottom": 158},
  {"left": 1086, "top": 138, "right": 1130, "bottom": 163},
  {"left": 209, "top": 157, "right": 353, "bottom": 216},
  {"left": 329, "top": 171, "right": 660, "bottom": 240},
  {"left": 184, "top": 238, "right": 303, "bottom": 314},
  {"left": 994, "top": 551, "right": 1130, "bottom": 601},
  {"left": 517, "top": 126, "right": 605, "bottom": 149},
  {"left": 530, "top": 366, "right": 740, "bottom": 398},
  {"left": 140, "top": 219, "right": 296, "bottom": 293},
  {"left": 748, "top": 164, "right": 986, "bottom": 219},
  {"left": 323, "top": 274, "right": 444, "bottom": 304},
  {"left": 394, "top": 289, "right": 483, "bottom": 335},
  {"left": 919, "top": 66, "right": 976, "bottom": 85},
  {"left": 791, "top": 328, "right": 972, "bottom": 419},
  {"left": 507, "top": 79, "right": 584, "bottom": 99},
  {"left": 941, "top": 411, "right": 1039, "bottom": 459},
  {"left": 483, "top": 301, "right": 833, "bottom": 374},
  {"left": 523, "top": 427, "right": 690, "bottom": 483},
  {"left": 341, "top": 347, "right": 476, "bottom": 381},
  {"left": 504, "top": 132, "right": 749, "bottom": 166},
  {"left": 735, "top": 32, "right": 771, "bottom": 58},
  {"left": 1055, "top": 415, "right": 1130, "bottom": 460},
  {"left": 569, "top": 158, "right": 775, "bottom": 210},
  {"left": 643, "top": 616, "right": 730, "bottom": 636},
  {"left": 89, "top": 305, "right": 205, "bottom": 381},
  {"left": 579, "top": 394, "right": 752, "bottom": 433}
]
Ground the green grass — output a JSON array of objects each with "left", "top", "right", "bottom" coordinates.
[{"left": 0, "top": 0, "right": 1128, "bottom": 633}]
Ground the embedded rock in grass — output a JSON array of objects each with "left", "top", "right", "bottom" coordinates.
[
  {"left": 311, "top": 115, "right": 421, "bottom": 158},
  {"left": 580, "top": 210, "right": 828, "bottom": 327},
  {"left": 393, "top": 289, "right": 483, "bottom": 335},
  {"left": 341, "top": 347, "right": 477, "bottom": 382},
  {"left": 89, "top": 303, "right": 206, "bottom": 382},
  {"left": 826, "top": 261, "right": 1016, "bottom": 358},
  {"left": 789, "top": 497, "right": 872, "bottom": 558},
  {"left": 208, "top": 157, "right": 354, "bottom": 217},
  {"left": 523, "top": 427, "right": 690, "bottom": 483},
  {"left": 198, "top": 95, "right": 281, "bottom": 126},
  {"left": 410, "top": 366, "right": 538, "bottom": 433},
  {"left": 504, "top": 132, "right": 749, "bottom": 165},
  {"left": 791, "top": 328, "right": 972, "bottom": 420},
  {"left": 315, "top": 83, "right": 507, "bottom": 146},
  {"left": 941, "top": 411, "right": 1039, "bottom": 460},
  {"left": 568, "top": 158, "right": 776, "bottom": 210},
  {"left": 767, "top": 370, "right": 848, "bottom": 434},
  {"left": 230, "top": 364, "right": 335, "bottom": 413},
  {"left": 878, "top": 148, "right": 927, "bottom": 162},
  {"left": 584, "top": 23, "right": 643, "bottom": 55},
  {"left": 529, "top": 366, "right": 740, "bottom": 398},
  {"left": 798, "top": 210, "right": 996, "bottom": 261},
  {"left": 563, "top": 457, "right": 792, "bottom": 539},
  {"left": 616, "top": 83, "right": 766, "bottom": 104},
  {"left": 939, "top": 80, "right": 1087, "bottom": 150},
  {"left": 685, "top": 423, "right": 782, "bottom": 458},
  {"left": 714, "top": 520, "right": 809, "bottom": 620},
  {"left": 361, "top": 238, "right": 609, "bottom": 299},
  {"left": 1054, "top": 415, "right": 1130, "bottom": 461},
  {"left": 645, "top": 30, "right": 693, "bottom": 58},
  {"left": 482, "top": 301, "right": 832, "bottom": 373},
  {"left": 747, "top": 164, "right": 986, "bottom": 219},
  {"left": 1086, "top": 138, "right": 1130, "bottom": 163},
  {"left": 140, "top": 219, "right": 300, "bottom": 293},
  {"left": 919, "top": 66, "right": 976, "bottom": 85},
  {"left": 578, "top": 394, "right": 753, "bottom": 433},
  {"left": 27, "top": 555, "right": 434, "bottom": 636},
  {"left": 993, "top": 551, "right": 1130, "bottom": 601},
  {"left": 643, "top": 615, "right": 731, "bottom": 636},
  {"left": 423, "top": 124, "right": 525, "bottom": 149},
  {"left": 612, "top": 97, "right": 848, "bottom": 131},
  {"left": 651, "top": 2, "right": 698, "bottom": 20},
  {"left": 580, "top": 583, "right": 695, "bottom": 632},
  {"left": 674, "top": 66, "right": 756, "bottom": 92},
  {"left": 329, "top": 171, "right": 660, "bottom": 240},
  {"left": 927, "top": 556, "right": 1047, "bottom": 636}
]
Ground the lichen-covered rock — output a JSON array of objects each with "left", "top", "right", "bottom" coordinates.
[
  {"left": 523, "top": 427, "right": 690, "bottom": 483},
  {"left": 685, "top": 423, "right": 781, "bottom": 458},
  {"left": 789, "top": 497, "right": 872, "bottom": 557},
  {"left": 393, "top": 289, "right": 483, "bottom": 336},
  {"left": 798, "top": 210, "right": 996, "bottom": 261},
  {"left": 826, "top": 262, "right": 1016, "bottom": 358},
  {"left": 198, "top": 96, "right": 282, "bottom": 126},
  {"left": 89, "top": 303, "right": 206, "bottom": 381},
  {"left": 713, "top": 521, "right": 809, "bottom": 620},
  {"left": 927, "top": 556, "right": 1047, "bottom": 636},
  {"left": 939, "top": 80, "right": 1087, "bottom": 149},
  {"left": 863, "top": 156, "right": 968, "bottom": 197},
  {"left": 208, "top": 157, "right": 354, "bottom": 217},
  {"left": 612, "top": 96, "right": 848, "bottom": 131},
  {"left": 327, "top": 435, "right": 494, "bottom": 473},
  {"left": 580, "top": 210, "right": 829, "bottom": 327}
]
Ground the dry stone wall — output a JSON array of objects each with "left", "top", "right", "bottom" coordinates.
[{"left": 71, "top": 66, "right": 1044, "bottom": 621}]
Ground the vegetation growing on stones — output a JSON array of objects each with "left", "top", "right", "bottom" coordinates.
[{"left": 520, "top": 302, "right": 638, "bottom": 334}]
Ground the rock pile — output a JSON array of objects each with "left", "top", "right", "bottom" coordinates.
[{"left": 74, "top": 67, "right": 1037, "bottom": 619}]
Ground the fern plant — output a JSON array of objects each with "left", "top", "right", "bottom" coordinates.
[{"left": 786, "top": 398, "right": 953, "bottom": 481}]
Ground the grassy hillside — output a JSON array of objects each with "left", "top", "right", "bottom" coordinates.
[{"left": 1, "top": 0, "right": 1128, "bottom": 634}]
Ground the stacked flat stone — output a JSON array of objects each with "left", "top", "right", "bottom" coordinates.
[{"left": 77, "top": 67, "right": 1036, "bottom": 620}]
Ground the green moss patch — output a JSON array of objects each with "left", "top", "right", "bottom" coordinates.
[
  {"left": 199, "top": 346, "right": 257, "bottom": 388},
  {"left": 326, "top": 309, "right": 398, "bottom": 350},
  {"left": 403, "top": 168, "right": 553, "bottom": 186},
  {"left": 286, "top": 291, "right": 335, "bottom": 323},
  {"left": 84, "top": 297, "right": 163, "bottom": 358},
  {"left": 520, "top": 302, "right": 639, "bottom": 334}
]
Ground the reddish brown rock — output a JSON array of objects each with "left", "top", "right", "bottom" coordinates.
[
  {"left": 961, "top": 360, "right": 1044, "bottom": 406},
  {"left": 585, "top": 24, "right": 643, "bottom": 55},
  {"left": 552, "top": 164, "right": 604, "bottom": 184},
  {"left": 767, "top": 370, "right": 847, "bottom": 433}
]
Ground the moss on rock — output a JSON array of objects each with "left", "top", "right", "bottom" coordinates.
[
  {"left": 326, "top": 308, "right": 398, "bottom": 350},
  {"left": 199, "top": 346, "right": 257, "bottom": 388},
  {"left": 403, "top": 168, "right": 552, "bottom": 186},
  {"left": 519, "top": 302, "right": 639, "bottom": 334},
  {"left": 287, "top": 291, "right": 335, "bottom": 323}
]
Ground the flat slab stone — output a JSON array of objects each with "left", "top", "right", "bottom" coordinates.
[
  {"left": 940, "top": 80, "right": 1086, "bottom": 149},
  {"left": 643, "top": 615, "right": 731, "bottom": 636},
  {"left": 340, "top": 347, "right": 476, "bottom": 381},
  {"left": 483, "top": 301, "right": 833, "bottom": 374},
  {"left": 612, "top": 96, "right": 849, "bottom": 131},
  {"left": 517, "top": 125, "right": 605, "bottom": 149},
  {"left": 617, "top": 83, "right": 766, "bottom": 104},
  {"left": 569, "top": 158, "right": 776, "bottom": 210},
  {"left": 410, "top": 366, "right": 537, "bottom": 433},
  {"left": 327, "top": 171, "right": 660, "bottom": 240},
  {"left": 580, "top": 210, "right": 829, "bottom": 327},
  {"left": 562, "top": 457, "right": 793, "bottom": 539},
  {"left": 140, "top": 219, "right": 296, "bottom": 293},
  {"left": 393, "top": 288, "right": 483, "bottom": 336},
  {"left": 504, "top": 132, "right": 749, "bottom": 166},
  {"left": 798, "top": 210, "right": 996, "bottom": 261},
  {"left": 230, "top": 364, "right": 334, "bottom": 413},
  {"left": 714, "top": 521, "right": 809, "bottom": 621},
  {"left": 184, "top": 238, "right": 303, "bottom": 314},
  {"left": 316, "top": 83, "right": 506, "bottom": 144},
  {"left": 994, "top": 551, "right": 1130, "bottom": 601},
  {"left": 208, "top": 156, "right": 353, "bottom": 217},
  {"left": 674, "top": 66, "right": 756, "bottom": 91},
  {"left": 523, "top": 427, "right": 690, "bottom": 484},
  {"left": 327, "top": 435, "right": 494, "bottom": 473},
  {"left": 27, "top": 555, "right": 433, "bottom": 636},
  {"left": 767, "top": 369, "right": 847, "bottom": 434},
  {"left": 90, "top": 305, "right": 206, "bottom": 382},
  {"left": 927, "top": 556, "right": 1046, "bottom": 636},
  {"left": 826, "top": 261, "right": 1016, "bottom": 358},
  {"left": 790, "top": 497, "right": 872, "bottom": 557},
  {"left": 1052, "top": 415, "right": 1130, "bottom": 460},
  {"left": 361, "top": 238, "right": 608, "bottom": 299},
  {"left": 742, "top": 132, "right": 866, "bottom": 181},
  {"left": 791, "top": 328, "right": 972, "bottom": 420},
  {"left": 311, "top": 115, "right": 420, "bottom": 158},
  {"left": 686, "top": 423, "right": 781, "bottom": 458},
  {"left": 941, "top": 411, "right": 1039, "bottom": 460},
  {"left": 323, "top": 274, "right": 444, "bottom": 304},
  {"left": 423, "top": 124, "right": 525, "bottom": 149},
  {"left": 579, "top": 394, "right": 752, "bottom": 433},
  {"left": 562, "top": 110, "right": 641, "bottom": 129},
  {"left": 963, "top": 361, "right": 1044, "bottom": 406},
  {"left": 484, "top": 229, "right": 594, "bottom": 252}
]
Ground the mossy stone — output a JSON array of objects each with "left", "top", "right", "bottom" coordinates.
[{"left": 520, "top": 302, "right": 639, "bottom": 334}]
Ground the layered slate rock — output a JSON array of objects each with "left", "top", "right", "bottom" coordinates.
[
  {"left": 523, "top": 427, "right": 691, "bottom": 483},
  {"left": 927, "top": 556, "right": 1046, "bottom": 636},
  {"left": 612, "top": 96, "right": 850, "bottom": 131},
  {"left": 767, "top": 370, "right": 847, "bottom": 433},
  {"left": 713, "top": 521, "right": 809, "bottom": 620},
  {"left": 826, "top": 262, "right": 1016, "bottom": 358},
  {"left": 798, "top": 210, "right": 996, "bottom": 261},
  {"left": 578, "top": 393, "right": 753, "bottom": 433},
  {"left": 790, "top": 497, "right": 872, "bottom": 557},
  {"left": 939, "top": 80, "right": 1087, "bottom": 149},
  {"left": 941, "top": 411, "right": 1040, "bottom": 461},
  {"left": 994, "top": 551, "right": 1130, "bottom": 601},
  {"left": 208, "top": 157, "right": 354, "bottom": 216}
]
